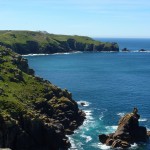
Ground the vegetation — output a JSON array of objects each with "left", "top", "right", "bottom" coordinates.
[
  {"left": 0, "top": 30, "right": 119, "bottom": 54},
  {"left": 0, "top": 45, "right": 85, "bottom": 149}
]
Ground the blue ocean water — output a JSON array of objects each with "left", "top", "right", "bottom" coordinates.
[
  {"left": 25, "top": 38, "right": 150, "bottom": 150},
  {"left": 95, "top": 38, "right": 150, "bottom": 51}
]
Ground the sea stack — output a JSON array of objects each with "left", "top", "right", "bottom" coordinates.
[{"left": 99, "top": 108, "right": 149, "bottom": 149}]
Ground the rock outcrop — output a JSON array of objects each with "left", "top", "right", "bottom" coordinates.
[
  {"left": 0, "top": 45, "right": 85, "bottom": 150},
  {"left": 99, "top": 108, "right": 149, "bottom": 149},
  {"left": 0, "top": 30, "right": 119, "bottom": 54}
]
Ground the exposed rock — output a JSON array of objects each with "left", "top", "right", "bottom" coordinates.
[
  {"left": 0, "top": 31, "right": 119, "bottom": 54},
  {"left": 99, "top": 108, "right": 149, "bottom": 149},
  {"left": 122, "top": 48, "right": 130, "bottom": 52},
  {"left": 80, "top": 102, "right": 86, "bottom": 106},
  {"left": 0, "top": 45, "right": 86, "bottom": 150},
  {"left": 139, "top": 49, "right": 147, "bottom": 52},
  {"left": 99, "top": 134, "right": 109, "bottom": 144}
]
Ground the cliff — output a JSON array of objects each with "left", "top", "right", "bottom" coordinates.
[
  {"left": 0, "top": 30, "right": 119, "bottom": 54},
  {"left": 0, "top": 45, "right": 85, "bottom": 150}
]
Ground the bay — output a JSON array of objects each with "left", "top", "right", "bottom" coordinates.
[{"left": 25, "top": 38, "right": 150, "bottom": 150}]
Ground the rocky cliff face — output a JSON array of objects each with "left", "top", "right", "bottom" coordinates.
[
  {"left": 0, "top": 31, "right": 119, "bottom": 54},
  {"left": 99, "top": 108, "right": 149, "bottom": 149},
  {"left": 0, "top": 45, "right": 85, "bottom": 150}
]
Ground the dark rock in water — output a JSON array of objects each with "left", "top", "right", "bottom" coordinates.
[
  {"left": 99, "top": 134, "right": 109, "bottom": 144},
  {"left": 80, "top": 102, "right": 86, "bottom": 106},
  {"left": 99, "top": 108, "right": 149, "bottom": 149},
  {"left": 139, "top": 49, "right": 146, "bottom": 52},
  {"left": 122, "top": 48, "right": 130, "bottom": 52}
]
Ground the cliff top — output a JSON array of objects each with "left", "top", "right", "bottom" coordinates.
[{"left": 0, "top": 30, "right": 119, "bottom": 54}]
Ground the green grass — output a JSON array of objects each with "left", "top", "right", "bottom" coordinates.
[
  {"left": 0, "top": 45, "right": 76, "bottom": 119},
  {"left": 0, "top": 30, "right": 119, "bottom": 54}
]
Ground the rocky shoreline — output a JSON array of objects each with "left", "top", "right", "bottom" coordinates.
[
  {"left": 99, "top": 108, "right": 150, "bottom": 149},
  {"left": 0, "top": 45, "right": 86, "bottom": 150},
  {"left": 0, "top": 31, "right": 119, "bottom": 55}
]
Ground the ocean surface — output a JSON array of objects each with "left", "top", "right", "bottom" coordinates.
[{"left": 25, "top": 38, "right": 150, "bottom": 150}]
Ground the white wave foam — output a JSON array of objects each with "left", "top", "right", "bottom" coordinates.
[
  {"left": 84, "top": 110, "right": 92, "bottom": 116},
  {"left": 77, "top": 100, "right": 91, "bottom": 107},
  {"left": 84, "top": 110, "right": 94, "bottom": 120},
  {"left": 80, "top": 134, "right": 92, "bottom": 143},
  {"left": 117, "top": 112, "right": 125, "bottom": 118},
  {"left": 93, "top": 142, "right": 138, "bottom": 150},
  {"left": 23, "top": 51, "right": 82, "bottom": 56},
  {"left": 99, "top": 114, "right": 103, "bottom": 120},
  {"left": 22, "top": 53, "right": 50, "bottom": 56},
  {"left": 52, "top": 51, "right": 82, "bottom": 55},
  {"left": 67, "top": 136, "right": 77, "bottom": 149},
  {"left": 97, "top": 143, "right": 111, "bottom": 150},
  {"left": 105, "top": 126, "right": 118, "bottom": 133},
  {"left": 99, "top": 108, "right": 107, "bottom": 121},
  {"left": 68, "top": 136, "right": 84, "bottom": 150},
  {"left": 130, "top": 143, "right": 138, "bottom": 149},
  {"left": 80, "top": 110, "right": 96, "bottom": 131},
  {"left": 68, "top": 108, "right": 95, "bottom": 149},
  {"left": 139, "top": 118, "right": 148, "bottom": 122}
]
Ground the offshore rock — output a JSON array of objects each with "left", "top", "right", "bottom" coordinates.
[{"left": 99, "top": 108, "right": 149, "bottom": 149}]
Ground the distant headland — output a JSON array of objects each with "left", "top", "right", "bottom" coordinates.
[{"left": 0, "top": 30, "right": 119, "bottom": 54}]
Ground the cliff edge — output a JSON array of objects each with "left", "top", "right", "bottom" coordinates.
[
  {"left": 0, "top": 30, "right": 119, "bottom": 54},
  {"left": 0, "top": 45, "right": 85, "bottom": 150}
]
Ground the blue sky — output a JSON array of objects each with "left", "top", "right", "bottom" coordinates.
[{"left": 0, "top": 0, "right": 150, "bottom": 37}]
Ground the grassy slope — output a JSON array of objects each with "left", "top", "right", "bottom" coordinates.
[
  {"left": 0, "top": 45, "right": 80, "bottom": 121},
  {"left": 0, "top": 45, "right": 86, "bottom": 149},
  {"left": 0, "top": 30, "right": 101, "bottom": 45},
  {"left": 0, "top": 30, "right": 118, "bottom": 54}
]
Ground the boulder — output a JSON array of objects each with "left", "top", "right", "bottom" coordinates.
[{"left": 99, "top": 108, "right": 149, "bottom": 149}]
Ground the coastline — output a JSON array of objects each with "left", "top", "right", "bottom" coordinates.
[{"left": 22, "top": 50, "right": 150, "bottom": 57}]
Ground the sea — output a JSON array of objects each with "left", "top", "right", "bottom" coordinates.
[{"left": 24, "top": 38, "right": 150, "bottom": 150}]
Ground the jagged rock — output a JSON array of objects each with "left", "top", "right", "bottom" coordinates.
[
  {"left": 99, "top": 108, "right": 149, "bottom": 149},
  {"left": 99, "top": 134, "right": 109, "bottom": 144},
  {"left": 0, "top": 45, "right": 86, "bottom": 150},
  {"left": 105, "top": 138, "right": 114, "bottom": 146}
]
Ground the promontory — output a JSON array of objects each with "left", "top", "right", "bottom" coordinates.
[
  {"left": 0, "top": 30, "right": 119, "bottom": 54},
  {"left": 0, "top": 45, "right": 85, "bottom": 150}
]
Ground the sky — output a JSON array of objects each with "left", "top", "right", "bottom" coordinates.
[{"left": 0, "top": 0, "right": 150, "bottom": 38}]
